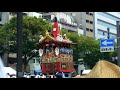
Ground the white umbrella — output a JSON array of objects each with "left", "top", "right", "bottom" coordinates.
[
  {"left": 0, "top": 58, "right": 7, "bottom": 78},
  {"left": 82, "top": 70, "right": 91, "bottom": 75},
  {"left": 3, "top": 67, "right": 16, "bottom": 75}
]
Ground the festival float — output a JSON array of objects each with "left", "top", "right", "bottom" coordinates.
[{"left": 38, "top": 16, "right": 76, "bottom": 77}]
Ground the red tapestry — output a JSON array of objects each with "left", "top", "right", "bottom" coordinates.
[{"left": 42, "top": 62, "right": 74, "bottom": 74}]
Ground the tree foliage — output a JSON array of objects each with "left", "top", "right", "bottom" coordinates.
[
  {"left": 0, "top": 27, "right": 10, "bottom": 54},
  {"left": 0, "top": 16, "right": 52, "bottom": 65},
  {"left": 61, "top": 30, "right": 117, "bottom": 69},
  {"left": 0, "top": 16, "right": 117, "bottom": 69}
]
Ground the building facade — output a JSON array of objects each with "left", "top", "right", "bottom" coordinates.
[
  {"left": 94, "top": 12, "right": 120, "bottom": 40},
  {"left": 0, "top": 12, "right": 9, "bottom": 25},
  {"left": 64, "top": 12, "right": 94, "bottom": 38},
  {"left": 0, "top": 12, "right": 42, "bottom": 25},
  {"left": 0, "top": 12, "right": 42, "bottom": 66},
  {"left": 42, "top": 12, "right": 84, "bottom": 35}
]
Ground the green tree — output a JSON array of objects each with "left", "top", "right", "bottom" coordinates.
[
  {"left": 61, "top": 28, "right": 68, "bottom": 34},
  {"left": 0, "top": 16, "right": 52, "bottom": 68},
  {"left": 61, "top": 30, "right": 117, "bottom": 69},
  {"left": 0, "top": 28, "right": 10, "bottom": 55}
]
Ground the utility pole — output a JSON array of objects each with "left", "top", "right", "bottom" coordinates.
[
  {"left": 107, "top": 28, "right": 110, "bottom": 39},
  {"left": 117, "top": 21, "right": 120, "bottom": 66},
  {"left": 16, "top": 12, "right": 23, "bottom": 78},
  {"left": 107, "top": 28, "right": 111, "bottom": 61}
]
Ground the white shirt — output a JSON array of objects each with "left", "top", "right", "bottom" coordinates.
[
  {"left": 41, "top": 75, "right": 46, "bottom": 78},
  {"left": 35, "top": 75, "right": 40, "bottom": 78},
  {"left": 26, "top": 75, "right": 30, "bottom": 78},
  {"left": 23, "top": 75, "right": 27, "bottom": 78}
]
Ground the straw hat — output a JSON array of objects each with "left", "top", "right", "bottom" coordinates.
[{"left": 73, "top": 60, "right": 120, "bottom": 78}]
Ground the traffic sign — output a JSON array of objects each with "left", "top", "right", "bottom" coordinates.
[{"left": 100, "top": 39, "right": 114, "bottom": 52}]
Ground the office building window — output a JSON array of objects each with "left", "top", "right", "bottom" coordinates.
[
  {"left": 98, "top": 12, "right": 119, "bottom": 21},
  {"left": 43, "top": 15, "right": 51, "bottom": 21},
  {"left": 90, "top": 29, "right": 93, "bottom": 32},
  {"left": 90, "top": 21, "right": 93, "bottom": 24},
  {"left": 97, "top": 19, "right": 116, "bottom": 30},
  {"left": 0, "top": 12, "right": 2, "bottom": 21},
  {"left": 98, "top": 30, "right": 103, "bottom": 35},
  {"left": 71, "top": 13, "right": 76, "bottom": 16},
  {"left": 22, "top": 13, "right": 27, "bottom": 16},
  {"left": 10, "top": 12, "right": 17, "bottom": 16},
  {"left": 90, "top": 13, "right": 93, "bottom": 16},
  {"left": 86, "top": 12, "right": 89, "bottom": 15},
  {"left": 86, "top": 28, "right": 89, "bottom": 31},
  {"left": 110, "top": 34, "right": 117, "bottom": 38},
  {"left": 103, "top": 32, "right": 105, "bottom": 36},
  {"left": 86, "top": 20, "right": 89, "bottom": 23},
  {"left": 104, "top": 32, "right": 108, "bottom": 36}
]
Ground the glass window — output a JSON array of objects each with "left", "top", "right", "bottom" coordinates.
[
  {"left": 43, "top": 15, "right": 51, "bottom": 21},
  {"left": 86, "top": 12, "right": 89, "bottom": 15},
  {"left": 110, "top": 34, "right": 117, "bottom": 38},
  {"left": 90, "top": 21, "right": 93, "bottom": 24},
  {"left": 71, "top": 13, "right": 76, "bottom": 16},
  {"left": 86, "top": 28, "right": 89, "bottom": 31},
  {"left": 98, "top": 30, "right": 103, "bottom": 35},
  {"left": 90, "top": 29, "right": 93, "bottom": 32},
  {"left": 90, "top": 13, "right": 93, "bottom": 16},
  {"left": 86, "top": 20, "right": 89, "bottom": 23},
  {"left": 103, "top": 32, "right": 105, "bottom": 36},
  {"left": 97, "top": 20, "right": 116, "bottom": 30},
  {"left": 98, "top": 12, "right": 120, "bottom": 21}
]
